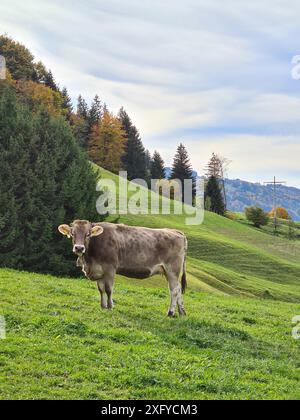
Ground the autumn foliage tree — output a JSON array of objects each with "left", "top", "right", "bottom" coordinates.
[
  {"left": 88, "top": 111, "right": 126, "bottom": 173},
  {"left": 269, "top": 207, "right": 290, "bottom": 220}
]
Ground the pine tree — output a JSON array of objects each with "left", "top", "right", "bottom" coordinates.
[
  {"left": 0, "top": 85, "right": 99, "bottom": 275},
  {"left": 44, "top": 70, "right": 58, "bottom": 91},
  {"left": 151, "top": 151, "right": 165, "bottom": 180},
  {"left": 77, "top": 95, "right": 88, "bottom": 119},
  {"left": 0, "top": 35, "right": 36, "bottom": 80},
  {"left": 0, "top": 86, "right": 30, "bottom": 267},
  {"left": 170, "top": 143, "right": 196, "bottom": 202},
  {"left": 204, "top": 176, "right": 225, "bottom": 215},
  {"left": 88, "top": 95, "right": 102, "bottom": 130},
  {"left": 60, "top": 87, "right": 73, "bottom": 120},
  {"left": 118, "top": 107, "right": 147, "bottom": 180},
  {"left": 206, "top": 152, "right": 229, "bottom": 210},
  {"left": 88, "top": 111, "right": 125, "bottom": 173},
  {"left": 72, "top": 95, "right": 89, "bottom": 148}
]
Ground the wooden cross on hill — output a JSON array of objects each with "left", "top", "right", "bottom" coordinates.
[{"left": 264, "top": 176, "right": 286, "bottom": 233}]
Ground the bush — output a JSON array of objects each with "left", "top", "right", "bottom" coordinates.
[
  {"left": 245, "top": 206, "right": 269, "bottom": 228},
  {"left": 225, "top": 211, "right": 238, "bottom": 221}
]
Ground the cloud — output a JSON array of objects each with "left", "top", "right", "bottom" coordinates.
[{"left": 0, "top": 0, "right": 300, "bottom": 186}]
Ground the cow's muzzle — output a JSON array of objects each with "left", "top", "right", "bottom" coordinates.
[{"left": 73, "top": 245, "right": 86, "bottom": 255}]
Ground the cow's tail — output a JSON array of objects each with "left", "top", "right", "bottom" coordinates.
[{"left": 181, "top": 236, "right": 188, "bottom": 294}]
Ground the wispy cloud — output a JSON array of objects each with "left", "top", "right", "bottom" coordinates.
[{"left": 1, "top": 0, "right": 300, "bottom": 186}]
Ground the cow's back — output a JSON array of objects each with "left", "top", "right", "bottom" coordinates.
[{"left": 90, "top": 223, "right": 186, "bottom": 271}]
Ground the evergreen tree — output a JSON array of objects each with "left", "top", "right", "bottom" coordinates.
[
  {"left": 151, "top": 151, "right": 165, "bottom": 180},
  {"left": 0, "top": 85, "right": 99, "bottom": 275},
  {"left": 33, "top": 61, "right": 48, "bottom": 84},
  {"left": 60, "top": 87, "right": 73, "bottom": 120},
  {"left": 0, "top": 86, "right": 31, "bottom": 267},
  {"left": 118, "top": 107, "right": 147, "bottom": 180},
  {"left": 0, "top": 35, "right": 36, "bottom": 80},
  {"left": 44, "top": 70, "right": 58, "bottom": 91},
  {"left": 77, "top": 95, "right": 88, "bottom": 119},
  {"left": 170, "top": 143, "right": 196, "bottom": 202},
  {"left": 88, "top": 95, "right": 102, "bottom": 130},
  {"left": 206, "top": 152, "right": 229, "bottom": 210},
  {"left": 72, "top": 95, "right": 89, "bottom": 148},
  {"left": 204, "top": 176, "right": 225, "bottom": 215},
  {"left": 88, "top": 111, "right": 125, "bottom": 173}
]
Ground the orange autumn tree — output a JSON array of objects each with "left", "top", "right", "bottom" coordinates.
[
  {"left": 88, "top": 111, "right": 126, "bottom": 173},
  {"left": 269, "top": 207, "right": 290, "bottom": 220}
]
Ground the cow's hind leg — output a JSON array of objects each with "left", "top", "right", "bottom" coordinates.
[{"left": 165, "top": 268, "right": 186, "bottom": 317}]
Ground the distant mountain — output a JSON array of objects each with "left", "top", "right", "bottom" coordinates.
[
  {"left": 225, "top": 179, "right": 300, "bottom": 221},
  {"left": 165, "top": 167, "right": 198, "bottom": 180},
  {"left": 164, "top": 168, "right": 300, "bottom": 220}
]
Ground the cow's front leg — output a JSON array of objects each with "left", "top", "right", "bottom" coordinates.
[
  {"left": 105, "top": 269, "right": 115, "bottom": 309},
  {"left": 97, "top": 280, "right": 108, "bottom": 309},
  {"left": 106, "top": 282, "right": 114, "bottom": 309},
  {"left": 97, "top": 269, "right": 115, "bottom": 310}
]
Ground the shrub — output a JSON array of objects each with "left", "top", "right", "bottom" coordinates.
[{"left": 245, "top": 206, "right": 269, "bottom": 228}]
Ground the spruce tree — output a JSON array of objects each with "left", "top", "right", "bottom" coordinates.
[
  {"left": 73, "top": 95, "right": 89, "bottom": 149},
  {"left": 0, "top": 85, "right": 100, "bottom": 276},
  {"left": 170, "top": 143, "right": 196, "bottom": 202},
  {"left": 151, "top": 151, "right": 165, "bottom": 179},
  {"left": 44, "top": 70, "right": 58, "bottom": 91},
  {"left": 204, "top": 176, "right": 225, "bottom": 216},
  {"left": 0, "top": 35, "right": 36, "bottom": 80},
  {"left": 0, "top": 86, "right": 31, "bottom": 267},
  {"left": 61, "top": 87, "right": 73, "bottom": 120},
  {"left": 118, "top": 107, "right": 147, "bottom": 180},
  {"left": 88, "top": 95, "right": 102, "bottom": 130}
]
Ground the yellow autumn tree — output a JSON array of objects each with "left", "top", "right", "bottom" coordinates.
[
  {"left": 269, "top": 207, "right": 290, "bottom": 220},
  {"left": 16, "top": 80, "right": 62, "bottom": 116},
  {"left": 88, "top": 111, "right": 126, "bottom": 173}
]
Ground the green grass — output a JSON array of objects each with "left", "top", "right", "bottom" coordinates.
[
  {"left": 0, "top": 269, "right": 299, "bottom": 400},
  {"left": 98, "top": 167, "right": 300, "bottom": 302},
  {"left": 1, "top": 167, "right": 300, "bottom": 400}
]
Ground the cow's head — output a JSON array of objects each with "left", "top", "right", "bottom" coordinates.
[{"left": 58, "top": 220, "right": 103, "bottom": 256}]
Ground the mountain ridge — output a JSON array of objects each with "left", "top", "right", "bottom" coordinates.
[{"left": 164, "top": 167, "right": 300, "bottom": 220}]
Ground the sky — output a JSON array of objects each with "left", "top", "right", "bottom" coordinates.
[{"left": 1, "top": 0, "right": 300, "bottom": 187}]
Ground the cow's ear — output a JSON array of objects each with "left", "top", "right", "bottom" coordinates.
[
  {"left": 58, "top": 224, "right": 72, "bottom": 238},
  {"left": 90, "top": 225, "right": 104, "bottom": 237}
]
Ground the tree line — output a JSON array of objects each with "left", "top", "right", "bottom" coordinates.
[{"left": 0, "top": 34, "right": 234, "bottom": 277}]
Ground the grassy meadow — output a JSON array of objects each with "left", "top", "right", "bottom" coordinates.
[{"left": 0, "top": 167, "right": 300, "bottom": 400}]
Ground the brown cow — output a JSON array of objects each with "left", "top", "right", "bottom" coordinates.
[{"left": 58, "top": 220, "right": 187, "bottom": 317}]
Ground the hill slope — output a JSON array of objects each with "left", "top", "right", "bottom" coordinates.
[
  {"left": 0, "top": 268, "right": 299, "bottom": 400},
  {"left": 98, "top": 167, "right": 300, "bottom": 303}
]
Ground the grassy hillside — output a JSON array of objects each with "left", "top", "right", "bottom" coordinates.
[
  {"left": 0, "top": 269, "right": 299, "bottom": 400},
  {"left": 98, "top": 167, "right": 300, "bottom": 302},
  {"left": 1, "top": 167, "right": 299, "bottom": 400}
]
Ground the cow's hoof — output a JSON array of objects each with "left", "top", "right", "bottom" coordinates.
[
  {"left": 101, "top": 305, "right": 108, "bottom": 310},
  {"left": 179, "top": 308, "right": 187, "bottom": 316},
  {"left": 167, "top": 310, "right": 176, "bottom": 318}
]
